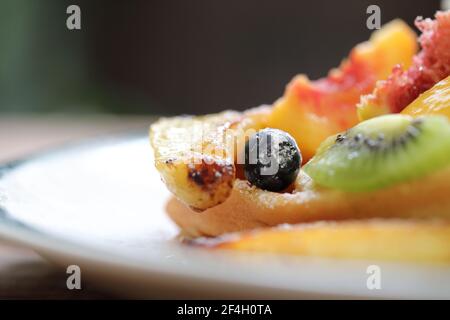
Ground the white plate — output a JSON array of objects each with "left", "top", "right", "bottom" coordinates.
[{"left": 0, "top": 135, "right": 449, "bottom": 299}]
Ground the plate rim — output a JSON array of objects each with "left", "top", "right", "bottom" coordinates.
[{"left": 0, "top": 135, "right": 448, "bottom": 299}]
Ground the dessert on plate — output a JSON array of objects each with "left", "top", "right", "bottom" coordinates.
[{"left": 150, "top": 11, "right": 450, "bottom": 263}]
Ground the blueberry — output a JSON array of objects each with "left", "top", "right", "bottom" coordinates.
[{"left": 244, "top": 128, "right": 301, "bottom": 191}]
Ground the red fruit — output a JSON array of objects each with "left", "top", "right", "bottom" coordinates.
[{"left": 358, "top": 10, "right": 450, "bottom": 120}]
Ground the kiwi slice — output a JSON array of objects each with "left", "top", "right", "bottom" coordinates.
[{"left": 304, "top": 114, "right": 450, "bottom": 192}]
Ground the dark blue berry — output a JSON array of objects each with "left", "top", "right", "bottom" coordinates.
[{"left": 244, "top": 128, "right": 301, "bottom": 191}]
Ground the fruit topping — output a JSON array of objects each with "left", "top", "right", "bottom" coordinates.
[
  {"left": 244, "top": 128, "right": 301, "bottom": 192},
  {"left": 358, "top": 10, "right": 450, "bottom": 120},
  {"left": 268, "top": 20, "right": 417, "bottom": 161},
  {"left": 304, "top": 114, "right": 450, "bottom": 192},
  {"left": 150, "top": 107, "right": 270, "bottom": 210}
]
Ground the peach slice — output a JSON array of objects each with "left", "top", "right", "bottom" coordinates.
[
  {"left": 190, "top": 220, "right": 450, "bottom": 264},
  {"left": 268, "top": 20, "right": 417, "bottom": 161}
]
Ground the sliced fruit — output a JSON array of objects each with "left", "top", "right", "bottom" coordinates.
[
  {"left": 304, "top": 114, "right": 450, "bottom": 192},
  {"left": 401, "top": 75, "right": 450, "bottom": 119},
  {"left": 151, "top": 19, "right": 417, "bottom": 209},
  {"left": 150, "top": 106, "right": 270, "bottom": 210},
  {"left": 358, "top": 10, "right": 450, "bottom": 120},
  {"left": 268, "top": 20, "right": 417, "bottom": 161},
  {"left": 191, "top": 220, "right": 450, "bottom": 264}
]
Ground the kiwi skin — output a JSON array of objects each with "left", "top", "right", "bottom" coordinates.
[{"left": 304, "top": 114, "right": 450, "bottom": 192}]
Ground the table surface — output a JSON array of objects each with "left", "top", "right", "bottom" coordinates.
[{"left": 0, "top": 114, "right": 154, "bottom": 299}]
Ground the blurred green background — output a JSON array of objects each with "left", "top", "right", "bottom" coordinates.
[
  {"left": 0, "top": 0, "right": 440, "bottom": 115},
  {"left": 0, "top": 0, "right": 98, "bottom": 113}
]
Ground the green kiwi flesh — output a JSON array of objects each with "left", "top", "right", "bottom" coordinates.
[{"left": 303, "top": 114, "right": 450, "bottom": 192}]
